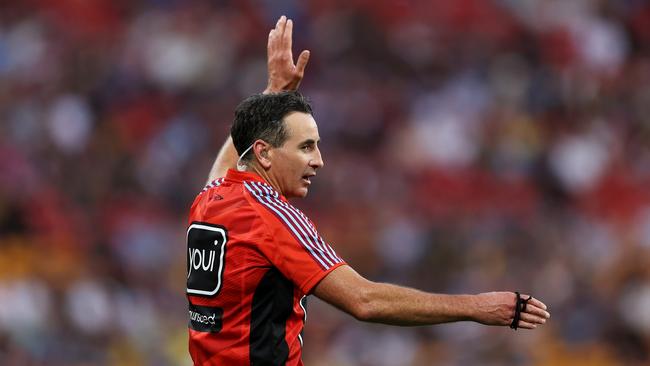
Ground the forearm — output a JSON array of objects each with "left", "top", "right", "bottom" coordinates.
[
  {"left": 206, "top": 136, "right": 237, "bottom": 184},
  {"left": 315, "top": 266, "right": 479, "bottom": 326},
  {"left": 358, "top": 282, "right": 477, "bottom": 326}
]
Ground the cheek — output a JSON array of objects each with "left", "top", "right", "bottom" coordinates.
[{"left": 288, "top": 157, "right": 306, "bottom": 174}]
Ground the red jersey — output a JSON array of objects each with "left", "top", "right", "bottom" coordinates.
[{"left": 186, "top": 169, "right": 345, "bottom": 365}]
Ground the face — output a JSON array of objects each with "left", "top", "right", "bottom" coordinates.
[{"left": 268, "top": 112, "right": 324, "bottom": 198}]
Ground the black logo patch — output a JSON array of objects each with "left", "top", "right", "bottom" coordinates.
[
  {"left": 186, "top": 223, "right": 227, "bottom": 296},
  {"left": 188, "top": 303, "right": 223, "bottom": 333}
]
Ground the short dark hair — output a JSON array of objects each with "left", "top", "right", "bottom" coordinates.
[{"left": 231, "top": 91, "right": 313, "bottom": 163}]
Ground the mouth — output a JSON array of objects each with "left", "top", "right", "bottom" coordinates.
[{"left": 301, "top": 173, "right": 316, "bottom": 185}]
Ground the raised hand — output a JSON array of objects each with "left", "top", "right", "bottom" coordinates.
[{"left": 264, "top": 16, "right": 311, "bottom": 94}]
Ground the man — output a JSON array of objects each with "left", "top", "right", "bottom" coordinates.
[{"left": 186, "top": 16, "right": 550, "bottom": 366}]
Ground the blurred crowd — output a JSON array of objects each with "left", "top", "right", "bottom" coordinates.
[{"left": 1, "top": 0, "right": 649, "bottom": 365}]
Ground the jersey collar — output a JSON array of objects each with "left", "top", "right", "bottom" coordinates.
[
  {"left": 225, "top": 169, "right": 285, "bottom": 200},
  {"left": 225, "top": 169, "right": 267, "bottom": 183}
]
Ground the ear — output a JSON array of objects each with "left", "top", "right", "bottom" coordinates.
[{"left": 253, "top": 140, "right": 272, "bottom": 169}]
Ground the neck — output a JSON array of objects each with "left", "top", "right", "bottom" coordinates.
[{"left": 245, "top": 163, "right": 283, "bottom": 195}]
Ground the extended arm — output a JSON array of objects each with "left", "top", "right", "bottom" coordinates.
[
  {"left": 313, "top": 265, "right": 550, "bottom": 328},
  {"left": 205, "top": 16, "right": 310, "bottom": 183}
]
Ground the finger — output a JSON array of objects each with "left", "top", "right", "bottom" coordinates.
[
  {"left": 519, "top": 312, "right": 547, "bottom": 325},
  {"left": 295, "top": 50, "right": 310, "bottom": 75},
  {"left": 520, "top": 294, "right": 547, "bottom": 311},
  {"left": 268, "top": 29, "right": 276, "bottom": 53},
  {"left": 276, "top": 15, "right": 285, "bottom": 30},
  {"left": 278, "top": 15, "right": 287, "bottom": 38},
  {"left": 270, "top": 16, "right": 285, "bottom": 53},
  {"left": 283, "top": 18, "right": 293, "bottom": 51},
  {"left": 514, "top": 320, "right": 538, "bottom": 330},
  {"left": 269, "top": 30, "right": 280, "bottom": 56},
  {"left": 525, "top": 304, "right": 551, "bottom": 319}
]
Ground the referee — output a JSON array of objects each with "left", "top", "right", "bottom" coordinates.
[{"left": 186, "top": 16, "right": 550, "bottom": 366}]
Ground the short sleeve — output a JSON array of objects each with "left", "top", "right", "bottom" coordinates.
[{"left": 253, "top": 197, "right": 346, "bottom": 294}]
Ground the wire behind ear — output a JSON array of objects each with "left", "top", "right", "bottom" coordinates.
[{"left": 236, "top": 143, "right": 254, "bottom": 171}]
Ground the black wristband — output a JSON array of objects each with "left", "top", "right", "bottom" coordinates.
[{"left": 510, "top": 291, "right": 532, "bottom": 330}]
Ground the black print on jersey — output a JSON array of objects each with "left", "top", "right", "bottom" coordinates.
[
  {"left": 186, "top": 222, "right": 227, "bottom": 296},
  {"left": 188, "top": 303, "right": 223, "bottom": 333}
]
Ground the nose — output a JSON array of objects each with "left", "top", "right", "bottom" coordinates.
[{"left": 310, "top": 148, "right": 324, "bottom": 169}]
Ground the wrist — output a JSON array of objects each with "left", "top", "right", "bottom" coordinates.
[
  {"left": 264, "top": 80, "right": 300, "bottom": 95},
  {"left": 263, "top": 86, "right": 284, "bottom": 94},
  {"left": 457, "top": 294, "right": 479, "bottom": 322}
]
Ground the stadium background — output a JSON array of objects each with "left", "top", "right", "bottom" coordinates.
[{"left": 1, "top": 0, "right": 649, "bottom": 365}]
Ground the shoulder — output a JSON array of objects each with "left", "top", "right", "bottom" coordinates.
[
  {"left": 243, "top": 181, "right": 318, "bottom": 235},
  {"left": 200, "top": 177, "right": 226, "bottom": 195},
  {"left": 190, "top": 177, "right": 226, "bottom": 211},
  {"left": 190, "top": 178, "right": 265, "bottom": 226}
]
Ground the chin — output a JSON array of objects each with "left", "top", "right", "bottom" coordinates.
[{"left": 288, "top": 188, "right": 309, "bottom": 199}]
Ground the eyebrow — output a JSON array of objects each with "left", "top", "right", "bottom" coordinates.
[{"left": 300, "top": 138, "right": 320, "bottom": 145}]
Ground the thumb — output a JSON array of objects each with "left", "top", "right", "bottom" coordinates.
[{"left": 296, "top": 50, "right": 310, "bottom": 75}]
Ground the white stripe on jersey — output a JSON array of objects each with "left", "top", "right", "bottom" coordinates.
[
  {"left": 200, "top": 177, "right": 225, "bottom": 194},
  {"left": 250, "top": 181, "right": 342, "bottom": 265},
  {"left": 244, "top": 181, "right": 331, "bottom": 268},
  {"left": 299, "top": 295, "right": 307, "bottom": 322},
  {"left": 256, "top": 184, "right": 341, "bottom": 263},
  {"left": 298, "top": 296, "right": 307, "bottom": 348},
  {"left": 245, "top": 181, "right": 336, "bottom": 268},
  {"left": 254, "top": 183, "right": 341, "bottom": 264},
  {"left": 243, "top": 181, "right": 342, "bottom": 270}
]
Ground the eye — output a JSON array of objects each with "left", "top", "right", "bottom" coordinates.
[{"left": 301, "top": 144, "right": 314, "bottom": 152}]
